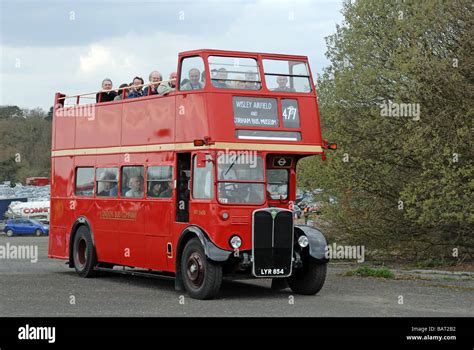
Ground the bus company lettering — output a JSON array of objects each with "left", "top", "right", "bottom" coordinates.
[{"left": 100, "top": 210, "right": 137, "bottom": 220}]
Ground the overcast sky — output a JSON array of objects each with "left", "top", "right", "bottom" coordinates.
[{"left": 0, "top": 0, "right": 344, "bottom": 110}]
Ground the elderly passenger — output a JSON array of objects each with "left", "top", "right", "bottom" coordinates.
[
  {"left": 96, "top": 78, "right": 117, "bottom": 103},
  {"left": 143, "top": 71, "right": 162, "bottom": 96},
  {"left": 158, "top": 72, "right": 177, "bottom": 95}
]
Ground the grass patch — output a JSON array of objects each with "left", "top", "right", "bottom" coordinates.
[{"left": 345, "top": 266, "right": 395, "bottom": 279}]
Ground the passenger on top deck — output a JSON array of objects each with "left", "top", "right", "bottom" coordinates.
[
  {"left": 212, "top": 68, "right": 229, "bottom": 88},
  {"left": 158, "top": 72, "right": 177, "bottom": 95},
  {"left": 272, "top": 76, "right": 295, "bottom": 92},
  {"left": 245, "top": 71, "right": 260, "bottom": 90},
  {"left": 114, "top": 83, "right": 129, "bottom": 100},
  {"left": 143, "top": 71, "right": 162, "bottom": 96},
  {"left": 181, "top": 68, "right": 203, "bottom": 90},
  {"left": 127, "top": 76, "right": 145, "bottom": 98},
  {"left": 96, "top": 78, "right": 117, "bottom": 103}
]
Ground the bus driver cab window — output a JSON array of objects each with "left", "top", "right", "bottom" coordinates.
[{"left": 192, "top": 154, "right": 213, "bottom": 199}]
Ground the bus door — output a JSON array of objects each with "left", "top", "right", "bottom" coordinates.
[{"left": 176, "top": 153, "right": 191, "bottom": 223}]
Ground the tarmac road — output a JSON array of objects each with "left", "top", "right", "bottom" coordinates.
[{"left": 0, "top": 236, "right": 473, "bottom": 317}]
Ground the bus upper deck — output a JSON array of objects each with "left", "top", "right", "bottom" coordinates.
[{"left": 52, "top": 49, "right": 324, "bottom": 157}]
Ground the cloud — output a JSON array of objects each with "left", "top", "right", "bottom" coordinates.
[
  {"left": 0, "top": 0, "right": 344, "bottom": 110},
  {"left": 80, "top": 45, "right": 113, "bottom": 73}
]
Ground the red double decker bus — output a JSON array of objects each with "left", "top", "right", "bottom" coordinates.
[{"left": 48, "top": 49, "right": 333, "bottom": 299}]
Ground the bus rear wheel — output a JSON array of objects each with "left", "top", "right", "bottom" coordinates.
[
  {"left": 73, "top": 226, "right": 98, "bottom": 278},
  {"left": 181, "top": 238, "right": 222, "bottom": 300},
  {"left": 287, "top": 259, "right": 327, "bottom": 295}
]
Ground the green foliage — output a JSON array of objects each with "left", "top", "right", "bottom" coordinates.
[
  {"left": 298, "top": 0, "right": 473, "bottom": 261},
  {"left": 345, "top": 266, "right": 395, "bottom": 279},
  {"left": 0, "top": 106, "right": 51, "bottom": 183}
]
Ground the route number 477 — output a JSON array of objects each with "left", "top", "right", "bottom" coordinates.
[{"left": 282, "top": 106, "right": 297, "bottom": 120}]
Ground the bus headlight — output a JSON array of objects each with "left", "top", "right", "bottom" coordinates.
[
  {"left": 298, "top": 235, "right": 309, "bottom": 248},
  {"left": 229, "top": 235, "right": 242, "bottom": 249}
]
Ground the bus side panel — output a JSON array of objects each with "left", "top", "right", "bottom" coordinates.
[
  {"left": 297, "top": 96, "right": 322, "bottom": 145},
  {"left": 121, "top": 97, "right": 175, "bottom": 146},
  {"left": 170, "top": 223, "right": 190, "bottom": 273},
  {"left": 52, "top": 110, "right": 76, "bottom": 150},
  {"left": 116, "top": 199, "right": 146, "bottom": 267},
  {"left": 175, "top": 94, "right": 209, "bottom": 142},
  {"left": 205, "top": 94, "right": 234, "bottom": 142},
  {"left": 75, "top": 103, "right": 122, "bottom": 149},
  {"left": 145, "top": 95, "right": 176, "bottom": 145},
  {"left": 49, "top": 156, "right": 74, "bottom": 259}
]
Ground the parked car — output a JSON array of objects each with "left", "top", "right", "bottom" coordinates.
[{"left": 3, "top": 218, "right": 49, "bottom": 237}]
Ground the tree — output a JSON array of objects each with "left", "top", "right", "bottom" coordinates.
[
  {"left": 0, "top": 157, "right": 20, "bottom": 183},
  {"left": 298, "top": 0, "right": 473, "bottom": 262},
  {"left": 0, "top": 106, "right": 52, "bottom": 183}
]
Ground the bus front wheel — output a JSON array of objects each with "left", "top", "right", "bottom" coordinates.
[
  {"left": 72, "top": 226, "right": 98, "bottom": 278},
  {"left": 181, "top": 238, "right": 222, "bottom": 300},
  {"left": 287, "top": 260, "right": 327, "bottom": 295}
]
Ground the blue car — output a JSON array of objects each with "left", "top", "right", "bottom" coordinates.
[{"left": 3, "top": 218, "right": 49, "bottom": 237}]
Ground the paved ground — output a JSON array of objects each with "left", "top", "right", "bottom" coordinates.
[{"left": 0, "top": 235, "right": 473, "bottom": 317}]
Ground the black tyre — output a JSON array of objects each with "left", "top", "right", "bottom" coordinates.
[
  {"left": 287, "top": 259, "right": 327, "bottom": 295},
  {"left": 6, "top": 229, "right": 14, "bottom": 237},
  {"left": 35, "top": 229, "right": 42, "bottom": 237},
  {"left": 72, "top": 226, "right": 98, "bottom": 278},
  {"left": 181, "top": 238, "right": 222, "bottom": 300}
]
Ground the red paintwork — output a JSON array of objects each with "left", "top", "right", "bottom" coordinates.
[
  {"left": 48, "top": 49, "right": 324, "bottom": 274},
  {"left": 26, "top": 177, "right": 49, "bottom": 186}
]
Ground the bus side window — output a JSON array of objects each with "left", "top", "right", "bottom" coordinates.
[
  {"left": 121, "top": 166, "right": 144, "bottom": 198},
  {"left": 75, "top": 167, "right": 94, "bottom": 197},
  {"left": 192, "top": 154, "right": 213, "bottom": 199},
  {"left": 96, "top": 168, "right": 118, "bottom": 197},
  {"left": 147, "top": 166, "right": 173, "bottom": 198}
]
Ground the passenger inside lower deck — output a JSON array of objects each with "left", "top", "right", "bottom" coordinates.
[
  {"left": 148, "top": 181, "right": 173, "bottom": 198},
  {"left": 125, "top": 176, "right": 144, "bottom": 198},
  {"left": 98, "top": 172, "right": 118, "bottom": 196}
]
